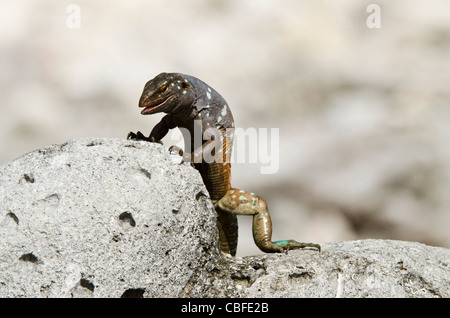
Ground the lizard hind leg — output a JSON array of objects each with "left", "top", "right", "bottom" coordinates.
[
  {"left": 216, "top": 188, "right": 320, "bottom": 253},
  {"left": 215, "top": 208, "right": 238, "bottom": 256}
]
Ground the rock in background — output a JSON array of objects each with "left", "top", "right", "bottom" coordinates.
[{"left": 0, "top": 1, "right": 449, "bottom": 256}]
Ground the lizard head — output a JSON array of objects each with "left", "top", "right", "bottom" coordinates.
[{"left": 139, "top": 73, "right": 196, "bottom": 115}]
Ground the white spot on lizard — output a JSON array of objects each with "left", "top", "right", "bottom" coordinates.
[{"left": 221, "top": 105, "right": 228, "bottom": 117}]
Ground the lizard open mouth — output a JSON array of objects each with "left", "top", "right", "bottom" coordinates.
[{"left": 140, "top": 95, "right": 175, "bottom": 115}]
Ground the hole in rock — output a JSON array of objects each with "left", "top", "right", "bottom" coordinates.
[
  {"left": 121, "top": 288, "right": 145, "bottom": 298},
  {"left": 80, "top": 278, "right": 95, "bottom": 292},
  {"left": 118, "top": 212, "right": 136, "bottom": 228},
  {"left": 19, "top": 252, "right": 40, "bottom": 263},
  {"left": 7, "top": 211, "right": 19, "bottom": 225}
]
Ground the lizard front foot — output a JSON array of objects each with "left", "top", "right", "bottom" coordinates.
[{"left": 127, "top": 131, "right": 163, "bottom": 144}]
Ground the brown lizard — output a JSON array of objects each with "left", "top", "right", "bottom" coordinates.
[{"left": 128, "top": 72, "right": 320, "bottom": 255}]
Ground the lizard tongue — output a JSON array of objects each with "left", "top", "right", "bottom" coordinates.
[{"left": 139, "top": 96, "right": 158, "bottom": 114}]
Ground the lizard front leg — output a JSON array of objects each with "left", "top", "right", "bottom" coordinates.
[
  {"left": 127, "top": 114, "right": 176, "bottom": 143},
  {"left": 216, "top": 188, "right": 321, "bottom": 253},
  {"left": 127, "top": 131, "right": 161, "bottom": 143}
]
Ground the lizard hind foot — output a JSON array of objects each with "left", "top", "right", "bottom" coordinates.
[
  {"left": 273, "top": 239, "right": 321, "bottom": 252},
  {"left": 168, "top": 145, "right": 184, "bottom": 156}
]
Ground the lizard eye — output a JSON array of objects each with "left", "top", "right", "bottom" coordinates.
[{"left": 160, "top": 84, "right": 168, "bottom": 92}]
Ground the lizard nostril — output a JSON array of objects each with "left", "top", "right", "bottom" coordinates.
[{"left": 139, "top": 96, "right": 149, "bottom": 108}]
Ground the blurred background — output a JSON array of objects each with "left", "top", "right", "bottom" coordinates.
[{"left": 1, "top": 0, "right": 449, "bottom": 256}]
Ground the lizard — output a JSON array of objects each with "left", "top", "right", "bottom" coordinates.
[{"left": 127, "top": 72, "right": 320, "bottom": 256}]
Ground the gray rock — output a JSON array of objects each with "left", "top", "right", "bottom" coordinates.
[
  {"left": 0, "top": 137, "right": 234, "bottom": 297},
  {"left": 236, "top": 240, "right": 450, "bottom": 298},
  {"left": 1, "top": 138, "right": 449, "bottom": 298}
]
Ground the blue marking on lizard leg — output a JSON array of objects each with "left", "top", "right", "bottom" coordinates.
[{"left": 273, "top": 240, "right": 292, "bottom": 246}]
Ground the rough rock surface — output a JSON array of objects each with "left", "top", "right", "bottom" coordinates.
[
  {"left": 236, "top": 240, "right": 450, "bottom": 298},
  {"left": 1, "top": 138, "right": 449, "bottom": 298},
  {"left": 0, "top": 138, "right": 234, "bottom": 297}
]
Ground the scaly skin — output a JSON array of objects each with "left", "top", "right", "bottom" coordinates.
[{"left": 127, "top": 72, "right": 320, "bottom": 255}]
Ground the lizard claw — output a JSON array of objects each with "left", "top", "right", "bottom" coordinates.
[
  {"left": 127, "top": 131, "right": 147, "bottom": 141},
  {"left": 127, "top": 131, "right": 163, "bottom": 144},
  {"left": 149, "top": 136, "right": 163, "bottom": 144},
  {"left": 168, "top": 145, "right": 193, "bottom": 164},
  {"left": 127, "top": 131, "right": 138, "bottom": 140}
]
